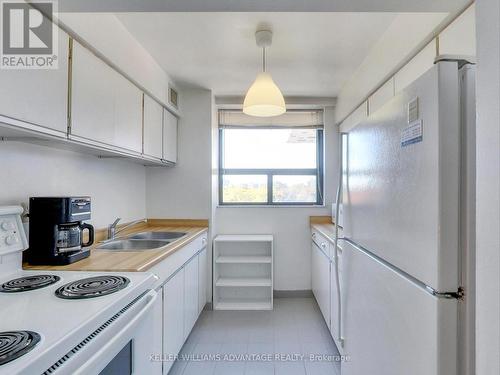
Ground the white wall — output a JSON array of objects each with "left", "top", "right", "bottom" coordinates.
[
  {"left": 475, "top": 0, "right": 500, "bottom": 373},
  {"left": 0, "top": 142, "right": 146, "bottom": 228},
  {"left": 215, "top": 107, "right": 338, "bottom": 291},
  {"left": 146, "top": 88, "right": 213, "bottom": 219}
]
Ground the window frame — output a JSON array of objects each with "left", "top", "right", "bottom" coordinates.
[{"left": 218, "top": 126, "right": 324, "bottom": 206}]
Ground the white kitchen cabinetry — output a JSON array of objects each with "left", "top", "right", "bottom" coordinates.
[
  {"left": 163, "top": 109, "right": 178, "bottom": 163},
  {"left": 0, "top": 27, "right": 69, "bottom": 137},
  {"left": 162, "top": 268, "right": 185, "bottom": 374},
  {"left": 183, "top": 255, "right": 199, "bottom": 339},
  {"left": 113, "top": 76, "right": 143, "bottom": 152},
  {"left": 71, "top": 41, "right": 142, "bottom": 154},
  {"left": 312, "top": 240, "right": 331, "bottom": 329},
  {"left": 143, "top": 94, "right": 163, "bottom": 159},
  {"left": 155, "top": 231, "right": 208, "bottom": 374},
  {"left": 198, "top": 247, "right": 207, "bottom": 314}
]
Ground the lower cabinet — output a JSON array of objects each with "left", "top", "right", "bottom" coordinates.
[
  {"left": 161, "top": 238, "right": 208, "bottom": 374},
  {"left": 162, "top": 269, "right": 185, "bottom": 374},
  {"left": 198, "top": 248, "right": 207, "bottom": 314},
  {"left": 312, "top": 241, "right": 331, "bottom": 329},
  {"left": 183, "top": 255, "right": 199, "bottom": 339}
]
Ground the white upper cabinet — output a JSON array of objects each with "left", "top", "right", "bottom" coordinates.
[
  {"left": 0, "top": 27, "right": 69, "bottom": 136},
  {"left": 113, "top": 75, "right": 142, "bottom": 153},
  {"left": 71, "top": 41, "right": 115, "bottom": 145},
  {"left": 143, "top": 94, "right": 163, "bottom": 159},
  {"left": 163, "top": 108, "right": 178, "bottom": 163},
  {"left": 71, "top": 41, "right": 142, "bottom": 153}
]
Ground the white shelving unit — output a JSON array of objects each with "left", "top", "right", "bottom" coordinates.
[{"left": 213, "top": 234, "right": 273, "bottom": 310}]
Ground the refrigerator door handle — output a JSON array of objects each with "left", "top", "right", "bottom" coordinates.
[
  {"left": 333, "top": 132, "right": 348, "bottom": 347},
  {"left": 425, "top": 285, "right": 465, "bottom": 300}
]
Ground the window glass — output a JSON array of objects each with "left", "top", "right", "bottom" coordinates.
[
  {"left": 272, "top": 175, "right": 317, "bottom": 203},
  {"left": 222, "top": 175, "right": 267, "bottom": 203},
  {"left": 222, "top": 128, "right": 317, "bottom": 169},
  {"left": 218, "top": 113, "right": 324, "bottom": 205}
]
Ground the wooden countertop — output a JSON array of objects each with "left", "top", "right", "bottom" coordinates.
[
  {"left": 310, "top": 216, "right": 337, "bottom": 243},
  {"left": 23, "top": 219, "right": 208, "bottom": 272}
]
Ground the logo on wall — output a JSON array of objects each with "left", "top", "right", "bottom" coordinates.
[{"left": 1, "top": 0, "right": 58, "bottom": 69}]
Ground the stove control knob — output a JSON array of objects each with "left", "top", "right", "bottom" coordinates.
[
  {"left": 5, "top": 235, "right": 18, "bottom": 246},
  {"left": 1, "top": 221, "right": 15, "bottom": 231}
]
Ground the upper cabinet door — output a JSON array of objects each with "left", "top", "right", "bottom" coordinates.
[
  {"left": 71, "top": 41, "right": 142, "bottom": 153},
  {"left": 71, "top": 41, "right": 115, "bottom": 146},
  {"left": 163, "top": 109, "right": 178, "bottom": 163},
  {"left": 143, "top": 94, "right": 163, "bottom": 159},
  {"left": 0, "top": 26, "right": 69, "bottom": 135},
  {"left": 113, "top": 75, "right": 142, "bottom": 153}
]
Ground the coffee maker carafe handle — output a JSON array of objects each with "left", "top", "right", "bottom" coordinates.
[{"left": 80, "top": 223, "right": 94, "bottom": 247}]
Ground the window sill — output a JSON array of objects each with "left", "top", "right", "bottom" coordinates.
[{"left": 217, "top": 204, "right": 326, "bottom": 209}]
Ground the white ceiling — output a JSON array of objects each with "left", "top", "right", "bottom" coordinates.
[
  {"left": 116, "top": 12, "right": 446, "bottom": 96},
  {"left": 60, "top": 0, "right": 469, "bottom": 13}
]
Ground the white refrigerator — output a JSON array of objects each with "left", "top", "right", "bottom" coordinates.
[{"left": 337, "top": 60, "right": 475, "bottom": 375}]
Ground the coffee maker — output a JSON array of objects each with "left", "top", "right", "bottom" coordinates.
[{"left": 25, "top": 197, "right": 94, "bottom": 265}]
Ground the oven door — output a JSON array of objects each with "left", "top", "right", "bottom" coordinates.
[{"left": 44, "top": 290, "right": 162, "bottom": 375}]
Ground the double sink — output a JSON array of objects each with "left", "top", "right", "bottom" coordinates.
[{"left": 97, "top": 231, "right": 187, "bottom": 252}]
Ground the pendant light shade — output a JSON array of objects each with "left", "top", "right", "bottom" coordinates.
[
  {"left": 243, "top": 29, "right": 286, "bottom": 117},
  {"left": 243, "top": 72, "right": 286, "bottom": 117}
]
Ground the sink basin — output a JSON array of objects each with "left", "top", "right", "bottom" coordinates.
[
  {"left": 127, "top": 231, "right": 187, "bottom": 240},
  {"left": 97, "top": 239, "right": 169, "bottom": 251}
]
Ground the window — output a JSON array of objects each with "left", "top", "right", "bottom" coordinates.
[{"left": 218, "top": 110, "right": 324, "bottom": 206}]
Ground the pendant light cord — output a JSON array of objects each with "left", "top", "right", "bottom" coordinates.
[{"left": 262, "top": 47, "right": 267, "bottom": 72}]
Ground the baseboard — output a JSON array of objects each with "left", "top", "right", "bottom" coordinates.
[
  {"left": 203, "top": 302, "right": 213, "bottom": 310},
  {"left": 273, "top": 289, "right": 313, "bottom": 298}
]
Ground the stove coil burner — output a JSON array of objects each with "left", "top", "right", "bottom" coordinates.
[
  {"left": 55, "top": 275, "right": 130, "bottom": 299},
  {"left": 0, "top": 331, "right": 41, "bottom": 366},
  {"left": 0, "top": 275, "right": 60, "bottom": 293}
]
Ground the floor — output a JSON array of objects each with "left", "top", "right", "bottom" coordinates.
[{"left": 168, "top": 298, "right": 341, "bottom": 375}]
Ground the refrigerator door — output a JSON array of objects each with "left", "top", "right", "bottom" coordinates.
[
  {"left": 341, "top": 240, "right": 457, "bottom": 375},
  {"left": 342, "top": 61, "right": 460, "bottom": 292}
]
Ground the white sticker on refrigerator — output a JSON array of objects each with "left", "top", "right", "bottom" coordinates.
[
  {"left": 407, "top": 97, "right": 419, "bottom": 123},
  {"left": 401, "top": 120, "right": 423, "bottom": 147}
]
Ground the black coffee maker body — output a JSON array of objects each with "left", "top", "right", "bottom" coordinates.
[{"left": 25, "top": 197, "right": 94, "bottom": 265}]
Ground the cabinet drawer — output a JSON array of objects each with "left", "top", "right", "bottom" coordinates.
[
  {"left": 148, "top": 231, "right": 208, "bottom": 288},
  {"left": 311, "top": 229, "right": 330, "bottom": 257}
]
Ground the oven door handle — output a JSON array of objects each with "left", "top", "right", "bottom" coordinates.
[{"left": 44, "top": 290, "right": 158, "bottom": 375}]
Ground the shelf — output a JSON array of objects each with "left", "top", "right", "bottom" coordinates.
[
  {"left": 215, "top": 299, "right": 272, "bottom": 310},
  {"left": 216, "top": 256, "right": 272, "bottom": 264},
  {"left": 214, "top": 235, "right": 273, "bottom": 242},
  {"left": 215, "top": 277, "right": 272, "bottom": 287}
]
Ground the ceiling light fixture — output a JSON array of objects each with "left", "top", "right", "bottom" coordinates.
[{"left": 243, "top": 29, "right": 286, "bottom": 117}]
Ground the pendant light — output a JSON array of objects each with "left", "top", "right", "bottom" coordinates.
[{"left": 243, "top": 29, "right": 286, "bottom": 117}]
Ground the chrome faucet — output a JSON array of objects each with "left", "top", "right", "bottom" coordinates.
[{"left": 107, "top": 218, "right": 146, "bottom": 240}]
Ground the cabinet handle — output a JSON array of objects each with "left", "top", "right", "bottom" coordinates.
[{"left": 201, "top": 237, "right": 207, "bottom": 246}]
